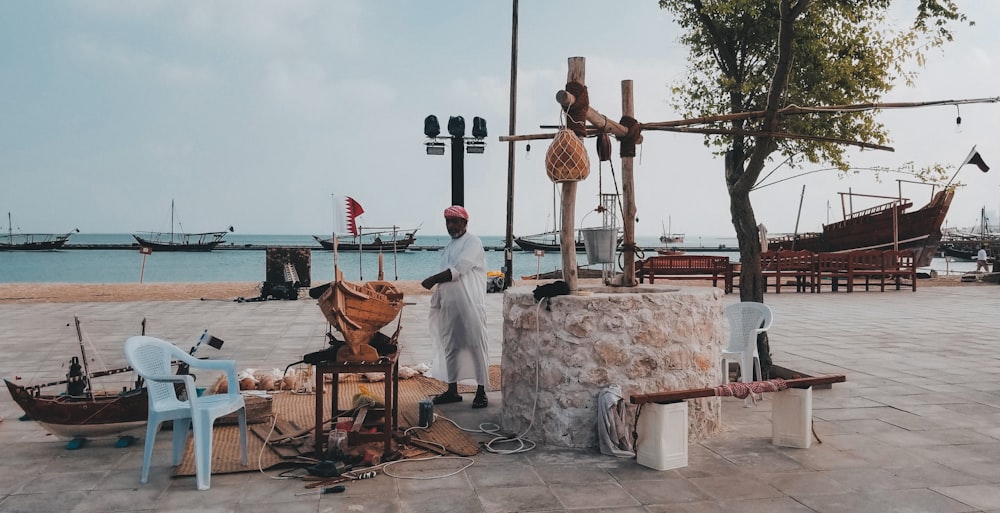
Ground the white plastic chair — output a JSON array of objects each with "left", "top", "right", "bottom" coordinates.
[
  {"left": 124, "top": 335, "right": 247, "bottom": 491},
  {"left": 721, "top": 302, "right": 773, "bottom": 395}
]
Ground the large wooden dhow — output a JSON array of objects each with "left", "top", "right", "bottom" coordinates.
[
  {"left": 768, "top": 187, "right": 954, "bottom": 268},
  {"left": 315, "top": 268, "right": 404, "bottom": 362}
]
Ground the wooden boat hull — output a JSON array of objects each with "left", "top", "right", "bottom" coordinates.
[
  {"left": 317, "top": 272, "right": 404, "bottom": 361},
  {"left": 5, "top": 379, "right": 148, "bottom": 440},
  {"left": 769, "top": 189, "right": 953, "bottom": 268}
]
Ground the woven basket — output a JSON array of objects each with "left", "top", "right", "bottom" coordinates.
[
  {"left": 545, "top": 128, "right": 590, "bottom": 182},
  {"left": 218, "top": 394, "right": 273, "bottom": 425}
]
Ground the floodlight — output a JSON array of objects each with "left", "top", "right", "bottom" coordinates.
[
  {"left": 424, "top": 115, "right": 440, "bottom": 138},
  {"left": 472, "top": 116, "right": 487, "bottom": 138},
  {"left": 447, "top": 116, "right": 465, "bottom": 137}
]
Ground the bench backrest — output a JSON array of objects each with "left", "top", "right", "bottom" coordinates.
[{"left": 642, "top": 255, "right": 730, "bottom": 272}]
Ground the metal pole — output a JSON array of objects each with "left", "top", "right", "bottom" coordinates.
[
  {"left": 451, "top": 134, "right": 464, "bottom": 206},
  {"left": 503, "top": 0, "right": 519, "bottom": 289}
]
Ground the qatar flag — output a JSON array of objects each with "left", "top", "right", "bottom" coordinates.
[
  {"left": 332, "top": 195, "right": 364, "bottom": 236},
  {"left": 961, "top": 146, "right": 990, "bottom": 173}
]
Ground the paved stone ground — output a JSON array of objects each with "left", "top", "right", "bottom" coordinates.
[{"left": 1, "top": 283, "right": 999, "bottom": 512}]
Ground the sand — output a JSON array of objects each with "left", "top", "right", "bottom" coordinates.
[{"left": 0, "top": 273, "right": 978, "bottom": 304}]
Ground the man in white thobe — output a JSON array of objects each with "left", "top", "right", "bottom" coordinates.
[{"left": 421, "top": 205, "right": 490, "bottom": 408}]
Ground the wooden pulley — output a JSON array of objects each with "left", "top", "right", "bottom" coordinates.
[{"left": 545, "top": 128, "right": 590, "bottom": 183}]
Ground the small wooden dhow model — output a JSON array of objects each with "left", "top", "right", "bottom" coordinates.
[
  {"left": 315, "top": 257, "right": 404, "bottom": 363},
  {"left": 5, "top": 317, "right": 222, "bottom": 444}
]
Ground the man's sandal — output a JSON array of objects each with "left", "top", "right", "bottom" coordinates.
[
  {"left": 472, "top": 395, "right": 488, "bottom": 409},
  {"left": 432, "top": 393, "right": 462, "bottom": 405}
]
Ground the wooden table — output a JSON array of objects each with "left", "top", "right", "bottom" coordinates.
[{"left": 313, "top": 352, "right": 399, "bottom": 459}]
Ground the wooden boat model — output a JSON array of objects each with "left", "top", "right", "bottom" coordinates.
[
  {"left": 4, "top": 377, "right": 148, "bottom": 440},
  {"left": 5, "top": 319, "right": 222, "bottom": 442},
  {"left": 1, "top": 213, "right": 78, "bottom": 251},
  {"left": 768, "top": 187, "right": 954, "bottom": 268},
  {"left": 316, "top": 268, "right": 404, "bottom": 362}
]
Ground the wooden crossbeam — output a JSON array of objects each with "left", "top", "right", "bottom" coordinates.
[{"left": 629, "top": 374, "right": 846, "bottom": 405}]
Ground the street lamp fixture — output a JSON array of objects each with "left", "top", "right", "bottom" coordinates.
[
  {"left": 425, "top": 141, "right": 446, "bottom": 155},
  {"left": 466, "top": 140, "right": 486, "bottom": 154},
  {"left": 423, "top": 114, "right": 487, "bottom": 205}
]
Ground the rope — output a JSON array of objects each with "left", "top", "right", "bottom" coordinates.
[
  {"left": 714, "top": 378, "right": 788, "bottom": 406},
  {"left": 564, "top": 81, "right": 589, "bottom": 137},
  {"left": 615, "top": 116, "right": 642, "bottom": 157}
]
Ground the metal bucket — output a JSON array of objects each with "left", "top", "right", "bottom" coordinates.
[{"left": 580, "top": 227, "right": 617, "bottom": 264}]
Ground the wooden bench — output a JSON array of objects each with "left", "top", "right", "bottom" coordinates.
[
  {"left": 637, "top": 255, "right": 733, "bottom": 293},
  {"left": 761, "top": 250, "right": 817, "bottom": 293},
  {"left": 882, "top": 249, "right": 918, "bottom": 291}
]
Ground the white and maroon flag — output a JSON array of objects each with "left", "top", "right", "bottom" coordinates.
[{"left": 332, "top": 195, "right": 365, "bottom": 236}]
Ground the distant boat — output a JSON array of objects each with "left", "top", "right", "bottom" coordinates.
[
  {"left": 659, "top": 218, "right": 685, "bottom": 244},
  {"left": 133, "top": 200, "right": 233, "bottom": 252},
  {"left": 768, "top": 186, "right": 954, "bottom": 267},
  {"left": 313, "top": 228, "right": 418, "bottom": 252},
  {"left": 940, "top": 207, "right": 997, "bottom": 262},
  {"left": 1, "top": 212, "right": 78, "bottom": 251},
  {"left": 514, "top": 231, "right": 587, "bottom": 253}
]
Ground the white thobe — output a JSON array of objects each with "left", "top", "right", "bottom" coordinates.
[{"left": 427, "top": 231, "right": 490, "bottom": 388}]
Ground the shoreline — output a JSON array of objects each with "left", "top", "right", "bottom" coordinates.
[{"left": 0, "top": 274, "right": 978, "bottom": 304}]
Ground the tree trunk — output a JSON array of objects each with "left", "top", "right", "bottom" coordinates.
[{"left": 726, "top": 151, "right": 772, "bottom": 377}]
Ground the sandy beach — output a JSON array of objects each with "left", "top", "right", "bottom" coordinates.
[{"left": 0, "top": 273, "right": 978, "bottom": 304}]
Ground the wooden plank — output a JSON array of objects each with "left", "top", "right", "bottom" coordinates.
[{"left": 629, "top": 374, "right": 846, "bottom": 405}]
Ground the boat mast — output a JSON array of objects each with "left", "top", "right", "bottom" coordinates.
[
  {"left": 170, "top": 199, "right": 175, "bottom": 245},
  {"left": 73, "top": 316, "right": 95, "bottom": 400}
]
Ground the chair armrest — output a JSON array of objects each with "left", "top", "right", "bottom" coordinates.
[{"left": 185, "top": 359, "right": 243, "bottom": 402}]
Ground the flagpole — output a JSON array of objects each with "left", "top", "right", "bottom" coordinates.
[{"left": 946, "top": 145, "right": 983, "bottom": 188}]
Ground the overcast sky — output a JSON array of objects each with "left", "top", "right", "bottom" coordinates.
[{"left": 2, "top": 1, "right": 999, "bottom": 238}]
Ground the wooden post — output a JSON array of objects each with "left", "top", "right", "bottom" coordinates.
[
  {"left": 621, "top": 80, "right": 637, "bottom": 286},
  {"left": 559, "top": 57, "right": 586, "bottom": 292}
]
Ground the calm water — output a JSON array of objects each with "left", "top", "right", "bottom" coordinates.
[{"left": 0, "top": 233, "right": 977, "bottom": 284}]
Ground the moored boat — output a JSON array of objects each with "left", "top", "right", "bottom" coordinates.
[
  {"left": 768, "top": 186, "right": 954, "bottom": 268},
  {"left": 133, "top": 200, "right": 233, "bottom": 251},
  {"left": 515, "top": 229, "right": 622, "bottom": 253},
  {"left": 313, "top": 227, "right": 418, "bottom": 252},
  {"left": 659, "top": 217, "right": 685, "bottom": 244},
  {"left": 1, "top": 213, "right": 78, "bottom": 251}
]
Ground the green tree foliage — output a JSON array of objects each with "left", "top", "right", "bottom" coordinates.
[{"left": 658, "top": 0, "right": 968, "bottom": 301}]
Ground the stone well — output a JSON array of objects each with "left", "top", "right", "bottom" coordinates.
[{"left": 500, "top": 284, "right": 725, "bottom": 448}]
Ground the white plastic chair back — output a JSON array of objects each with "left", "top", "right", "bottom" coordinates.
[
  {"left": 721, "top": 302, "right": 773, "bottom": 387},
  {"left": 124, "top": 335, "right": 247, "bottom": 490},
  {"left": 723, "top": 302, "right": 772, "bottom": 356}
]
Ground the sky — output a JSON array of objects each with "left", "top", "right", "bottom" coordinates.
[{"left": 2, "top": 1, "right": 999, "bottom": 239}]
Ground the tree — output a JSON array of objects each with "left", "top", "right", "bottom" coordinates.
[{"left": 658, "top": 0, "right": 968, "bottom": 373}]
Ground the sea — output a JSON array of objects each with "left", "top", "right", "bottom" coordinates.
[{"left": 0, "top": 233, "right": 980, "bottom": 284}]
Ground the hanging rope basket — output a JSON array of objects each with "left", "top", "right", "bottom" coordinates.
[{"left": 545, "top": 128, "right": 590, "bottom": 183}]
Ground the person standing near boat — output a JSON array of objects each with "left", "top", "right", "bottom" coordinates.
[
  {"left": 976, "top": 244, "right": 990, "bottom": 272},
  {"left": 421, "top": 205, "right": 490, "bottom": 408}
]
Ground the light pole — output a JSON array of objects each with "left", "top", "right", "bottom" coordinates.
[{"left": 424, "top": 115, "right": 487, "bottom": 206}]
